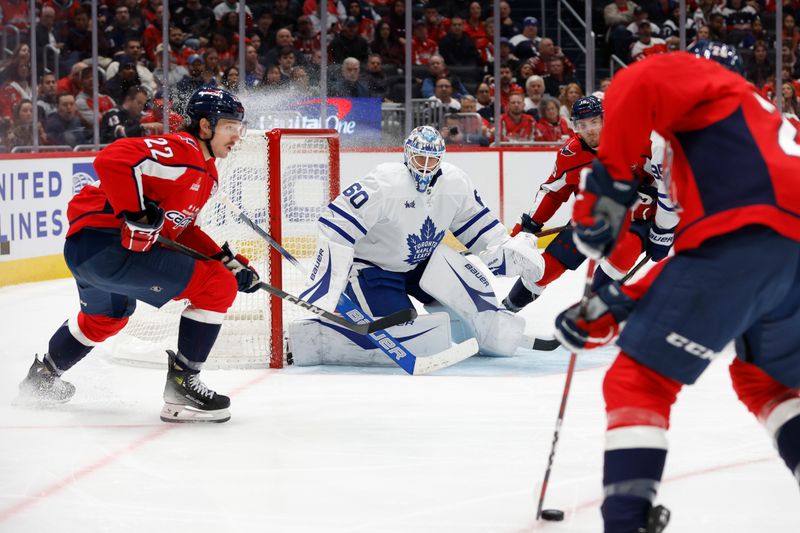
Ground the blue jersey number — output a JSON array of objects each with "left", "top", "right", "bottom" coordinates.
[{"left": 343, "top": 183, "right": 369, "bottom": 209}]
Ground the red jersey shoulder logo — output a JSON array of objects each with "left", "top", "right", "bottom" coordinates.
[{"left": 560, "top": 144, "right": 576, "bottom": 157}]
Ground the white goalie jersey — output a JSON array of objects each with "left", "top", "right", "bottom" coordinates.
[
  {"left": 320, "top": 161, "right": 506, "bottom": 271},
  {"left": 300, "top": 161, "right": 536, "bottom": 313}
]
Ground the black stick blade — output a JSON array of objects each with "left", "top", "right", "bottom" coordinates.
[{"left": 366, "top": 308, "right": 418, "bottom": 333}]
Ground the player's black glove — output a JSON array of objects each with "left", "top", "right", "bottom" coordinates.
[
  {"left": 216, "top": 242, "right": 261, "bottom": 293},
  {"left": 554, "top": 282, "right": 636, "bottom": 352},
  {"left": 121, "top": 202, "right": 164, "bottom": 252},
  {"left": 519, "top": 213, "right": 543, "bottom": 235},
  {"left": 647, "top": 225, "right": 674, "bottom": 262},
  {"left": 572, "top": 160, "right": 638, "bottom": 259}
]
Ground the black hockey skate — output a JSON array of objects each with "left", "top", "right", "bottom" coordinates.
[
  {"left": 502, "top": 278, "right": 538, "bottom": 313},
  {"left": 160, "top": 350, "right": 231, "bottom": 423},
  {"left": 15, "top": 355, "right": 76, "bottom": 405},
  {"left": 637, "top": 505, "right": 671, "bottom": 533}
]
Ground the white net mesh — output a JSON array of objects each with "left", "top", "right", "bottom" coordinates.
[{"left": 109, "top": 130, "right": 338, "bottom": 369}]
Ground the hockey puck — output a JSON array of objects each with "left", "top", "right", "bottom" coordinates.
[{"left": 540, "top": 509, "right": 565, "bottom": 521}]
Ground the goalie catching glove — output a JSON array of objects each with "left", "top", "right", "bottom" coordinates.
[
  {"left": 481, "top": 232, "right": 545, "bottom": 282},
  {"left": 215, "top": 242, "right": 260, "bottom": 293},
  {"left": 554, "top": 281, "right": 636, "bottom": 352},
  {"left": 573, "top": 160, "right": 639, "bottom": 259},
  {"left": 121, "top": 202, "right": 164, "bottom": 252}
]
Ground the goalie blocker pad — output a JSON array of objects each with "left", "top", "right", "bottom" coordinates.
[
  {"left": 288, "top": 312, "right": 452, "bottom": 366},
  {"left": 420, "top": 244, "right": 530, "bottom": 356},
  {"left": 299, "top": 237, "right": 354, "bottom": 313}
]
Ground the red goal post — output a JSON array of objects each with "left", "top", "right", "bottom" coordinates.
[{"left": 109, "top": 129, "right": 341, "bottom": 369}]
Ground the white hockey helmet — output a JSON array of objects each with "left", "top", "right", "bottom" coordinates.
[{"left": 403, "top": 125, "right": 446, "bottom": 192}]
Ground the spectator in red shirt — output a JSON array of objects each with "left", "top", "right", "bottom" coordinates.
[
  {"left": 535, "top": 95, "right": 572, "bottom": 142},
  {"left": 530, "top": 38, "right": 576, "bottom": 77},
  {"left": 423, "top": 5, "right": 450, "bottom": 43},
  {"left": 491, "top": 64, "right": 523, "bottom": 112},
  {"left": 294, "top": 15, "right": 321, "bottom": 64},
  {"left": 411, "top": 21, "right": 438, "bottom": 65},
  {"left": 141, "top": 89, "right": 184, "bottom": 133},
  {"left": 142, "top": 4, "right": 165, "bottom": 60},
  {"left": 464, "top": 2, "right": 487, "bottom": 42},
  {"left": 345, "top": 0, "right": 377, "bottom": 42},
  {"left": 57, "top": 62, "right": 87, "bottom": 97},
  {"left": 0, "top": 60, "right": 31, "bottom": 120},
  {"left": 500, "top": 92, "right": 535, "bottom": 142}
]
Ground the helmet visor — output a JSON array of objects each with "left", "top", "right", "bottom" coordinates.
[
  {"left": 216, "top": 119, "right": 247, "bottom": 138},
  {"left": 408, "top": 153, "right": 441, "bottom": 176}
]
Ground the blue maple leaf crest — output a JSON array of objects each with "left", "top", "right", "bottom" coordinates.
[{"left": 406, "top": 216, "right": 445, "bottom": 264}]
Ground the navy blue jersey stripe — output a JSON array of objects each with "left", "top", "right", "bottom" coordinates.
[
  {"left": 464, "top": 219, "right": 500, "bottom": 248},
  {"left": 453, "top": 207, "right": 490, "bottom": 237},
  {"left": 328, "top": 203, "right": 368, "bottom": 235},
  {"left": 319, "top": 217, "right": 356, "bottom": 244}
]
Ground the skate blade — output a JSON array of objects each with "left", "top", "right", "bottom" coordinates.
[{"left": 160, "top": 403, "right": 231, "bottom": 423}]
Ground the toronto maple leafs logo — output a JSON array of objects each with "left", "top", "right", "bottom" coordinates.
[{"left": 406, "top": 217, "right": 445, "bottom": 264}]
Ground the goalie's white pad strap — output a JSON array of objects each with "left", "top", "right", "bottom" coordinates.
[
  {"left": 299, "top": 236, "right": 354, "bottom": 313},
  {"left": 288, "top": 312, "right": 452, "bottom": 366},
  {"left": 419, "top": 244, "right": 527, "bottom": 356}
]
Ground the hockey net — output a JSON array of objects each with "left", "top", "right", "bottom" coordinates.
[{"left": 109, "top": 129, "right": 340, "bottom": 369}]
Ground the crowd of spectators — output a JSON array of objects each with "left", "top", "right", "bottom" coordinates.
[
  {"left": 603, "top": 0, "right": 800, "bottom": 125},
  {"left": 1, "top": 1, "right": 797, "bottom": 150}
]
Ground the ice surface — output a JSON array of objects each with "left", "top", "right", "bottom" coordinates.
[{"left": 1, "top": 267, "right": 797, "bottom": 532}]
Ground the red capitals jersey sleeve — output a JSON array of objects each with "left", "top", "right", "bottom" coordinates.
[
  {"left": 67, "top": 133, "right": 224, "bottom": 256},
  {"left": 529, "top": 135, "right": 596, "bottom": 224},
  {"left": 598, "top": 52, "right": 800, "bottom": 250}
]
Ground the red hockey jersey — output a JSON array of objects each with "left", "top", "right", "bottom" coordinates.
[
  {"left": 67, "top": 133, "right": 223, "bottom": 256},
  {"left": 532, "top": 134, "right": 596, "bottom": 224},
  {"left": 599, "top": 52, "right": 800, "bottom": 251}
]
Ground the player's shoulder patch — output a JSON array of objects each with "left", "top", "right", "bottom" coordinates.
[
  {"left": 175, "top": 134, "right": 200, "bottom": 152},
  {"left": 559, "top": 136, "right": 581, "bottom": 157}
]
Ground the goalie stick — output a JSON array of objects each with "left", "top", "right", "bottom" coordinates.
[
  {"left": 155, "top": 236, "right": 415, "bottom": 336},
  {"left": 218, "top": 195, "right": 567, "bottom": 358},
  {"left": 215, "top": 193, "right": 479, "bottom": 375}
]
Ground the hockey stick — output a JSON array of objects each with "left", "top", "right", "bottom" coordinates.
[
  {"left": 215, "top": 193, "right": 479, "bottom": 375},
  {"left": 536, "top": 258, "right": 596, "bottom": 521},
  {"left": 155, "top": 236, "right": 414, "bottom": 336},
  {"left": 534, "top": 252, "right": 651, "bottom": 519}
]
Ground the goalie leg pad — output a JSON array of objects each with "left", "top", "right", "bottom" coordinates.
[
  {"left": 419, "top": 244, "right": 528, "bottom": 356},
  {"left": 288, "top": 312, "right": 452, "bottom": 366}
]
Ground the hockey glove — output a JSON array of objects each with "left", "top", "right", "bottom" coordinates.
[
  {"left": 573, "top": 160, "right": 638, "bottom": 259},
  {"left": 121, "top": 202, "right": 164, "bottom": 252},
  {"left": 554, "top": 281, "right": 636, "bottom": 352},
  {"left": 216, "top": 242, "right": 261, "bottom": 293},
  {"left": 647, "top": 225, "right": 674, "bottom": 262},
  {"left": 510, "top": 213, "right": 543, "bottom": 237}
]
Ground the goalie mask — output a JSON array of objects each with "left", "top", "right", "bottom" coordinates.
[{"left": 404, "top": 125, "right": 446, "bottom": 192}]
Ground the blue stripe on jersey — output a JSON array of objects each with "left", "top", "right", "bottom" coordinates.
[
  {"left": 464, "top": 219, "right": 500, "bottom": 249},
  {"left": 675, "top": 107, "right": 776, "bottom": 216},
  {"left": 452, "top": 207, "right": 490, "bottom": 237},
  {"left": 328, "top": 203, "right": 368, "bottom": 235},
  {"left": 656, "top": 200, "right": 674, "bottom": 211},
  {"left": 319, "top": 217, "right": 356, "bottom": 244}
]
